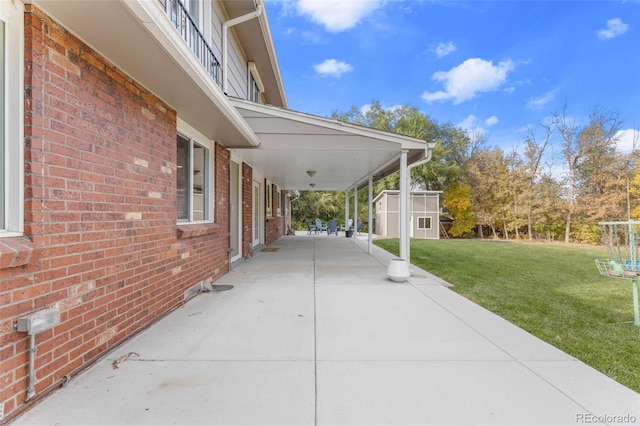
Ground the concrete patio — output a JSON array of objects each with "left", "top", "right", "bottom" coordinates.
[{"left": 11, "top": 234, "right": 640, "bottom": 426}]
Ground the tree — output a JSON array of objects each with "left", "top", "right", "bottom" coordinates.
[
  {"left": 553, "top": 105, "right": 622, "bottom": 243},
  {"left": 443, "top": 181, "right": 476, "bottom": 237},
  {"left": 332, "top": 101, "right": 470, "bottom": 193},
  {"left": 532, "top": 174, "right": 565, "bottom": 241},
  {"left": 465, "top": 148, "right": 508, "bottom": 239},
  {"left": 291, "top": 191, "right": 345, "bottom": 229},
  {"left": 521, "top": 123, "right": 551, "bottom": 240}
]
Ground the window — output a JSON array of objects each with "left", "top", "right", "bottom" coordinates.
[
  {"left": 185, "top": 0, "right": 200, "bottom": 51},
  {"left": 247, "top": 62, "right": 264, "bottom": 103},
  {"left": 276, "top": 189, "right": 282, "bottom": 216},
  {"left": 1, "top": 19, "right": 5, "bottom": 230},
  {"left": 266, "top": 182, "right": 272, "bottom": 217},
  {"left": 1, "top": 1, "right": 24, "bottom": 237},
  {"left": 186, "top": 0, "right": 199, "bottom": 25},
  {"left": 177, "top": 131, "right": 212, "bottom": 223},
  {"left": 417, "top": 217, "right": 432, "bottom": 230}
]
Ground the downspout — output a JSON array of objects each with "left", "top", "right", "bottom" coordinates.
[
  {"left": 403, "top": 149, "right": 434, "bottom": 264},
  {"left": 222, "top": 2, "right": 263, "bottom": 94}
]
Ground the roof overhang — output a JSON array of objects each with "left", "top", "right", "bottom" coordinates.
[
  {"left": 229, "top": 98, "right": 435, "bottom": 191},
  {"left": 221, "top": 0, "right": 287, "bottom": 108},
  {"left": 26, "top": 0, "right": 261, "bottom": 148}
]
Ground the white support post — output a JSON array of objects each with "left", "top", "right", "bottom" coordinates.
[
  {"left": 368, "top": 175, "right": 373, "bottom": 253},
  {"left": 345, "top": 190, "right": 349, "bottom": 234},
  {"left": 399, "top": 150, "right": 408, "bottom": 262},
  {"left": 353, "top": 188, "right": 358, "bottom": 240}
]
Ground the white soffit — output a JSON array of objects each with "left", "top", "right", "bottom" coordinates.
[{"left": 229, "top": 98, "right": 430, "bottom": 191}]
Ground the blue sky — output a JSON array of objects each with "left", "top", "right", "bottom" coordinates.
[{"left": 264, "top": 0, "right": 640, "bottom": 153}]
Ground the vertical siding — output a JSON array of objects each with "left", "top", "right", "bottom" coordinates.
[
  {"left": 208, "top": 1, "right": 249, "bottom": 100},
  {"left": 374, "top": 192, "right": 440, "bottom": 239},
  {"left": 225, "top": 34, "right": 249, "bottom": 99}
]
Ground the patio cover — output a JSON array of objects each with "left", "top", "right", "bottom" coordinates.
[{"left": 229, "top": 98, "right": 434, "bottom": 191}]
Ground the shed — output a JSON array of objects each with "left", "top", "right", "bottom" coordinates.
[{"left": 374, "top": 190, "right": 442, "bottom": 239}]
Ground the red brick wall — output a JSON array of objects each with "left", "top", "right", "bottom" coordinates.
[
  {"left": 1, "top": 6, "right": 231, "bottom": 421},
  {"left": 242, "top": 163, "right": 253, "bottom": 258},
  {"left": 264, "top": 183, "right": 283, "bottom": 245}
]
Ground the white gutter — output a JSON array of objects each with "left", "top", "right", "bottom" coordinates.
[
  {"left": 222, "top": 2, "right": 263, "bottom": 94},
  {"left": 403, "top": 148, "right": 434, "bottom": 264}
]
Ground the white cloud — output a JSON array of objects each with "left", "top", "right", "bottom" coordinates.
[
  {"left": 458, "top": 114, "right": 499, "bottom": 138},
  {"left": 422, "top": 58, "right": 515, "bottom": 104},
  {"left": 296, "top": 0, "right": 382, "bottom": 32},
  {"left": 597, "top": 18, "right": 629, "bottom": 39},
  {"left": 359, "top": 103, "right": 404, "bottom": 116},
  {"left": 435, "top": 41, "right": 456, "bottom": 58},
  {"left": 314, "top": 59, "right": 354, "bottom": 78},
  {"left": 459, "top": 115, "right": 481, "bottom": 131},
  {"left": 615, "top": 129, "right": 640, "bottom": 152},
  {"left": 485, "top": 116, "right": 499, "bottom": 127},
  {"left": 527, "top": 91, "right": 555, "bottom": 109}
]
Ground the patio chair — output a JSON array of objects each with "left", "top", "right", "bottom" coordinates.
[
  {"left": 315, "top": 218, "right": 326, "bottom": 233},
  {"left": 305, "top": 219, "right": 317, "bottom": 235},
  {"left": 327, "top": 220, "right": 338, "bottom": 236}
]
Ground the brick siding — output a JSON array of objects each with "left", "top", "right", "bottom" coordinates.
[
  {"left": 264, "top": 183, "right": 283, "bottom": 246},
  {"left": 1, "top": 6, "right": 233, "bottom": 421},
  {"left": 242, "top": 163, "right": 253, "bottom": 258}
]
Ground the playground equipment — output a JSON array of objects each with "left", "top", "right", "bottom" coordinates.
[{"left": 595, "top": 220, "right": 640, "bottom": 326}]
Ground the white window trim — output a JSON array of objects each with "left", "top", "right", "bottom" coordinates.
[
  {"left": 1, "top": 0, "right": 24, "bottom": 238},
  {"left": 266, "top": 181, "right": 272, "bottom": 217},
  {"left": 177, "top": 118, "right": 214, "bottom": 224},
  {"left": 417, "top": 216, "right": 432, "bottom": 230},
  {"left": 276, "top": 189, "right": 281, "bottom": 217},
  {"left": 247, "top": 62, "right": 264, "bottom": 103},
  {"left": 247, "top": 62, "right": 264, "bottom": 93}
]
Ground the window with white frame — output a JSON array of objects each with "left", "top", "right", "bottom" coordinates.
[
  {"left": 1, "top": 20, "right": 5, "bottom": 231},
  {"left": 417, "top": 217, "right": 432, "bottom": 230},
  {"left": 276, "top": 189, "right": 282, "bottom": 216},
  {"left": 186, "top": 0, "right": 200, "bottom": 25},
  {"left": 1, "top": 1, "right": 24, "bottom": 237},
  {"left": 177, "top": 131, "right": 212, "bottom": 223},
  {"left": 266, "top": 182, "right": 272, "bottom": 217},
  {"left": 248, "top": 62, "right": 264, "bottom": 104}
]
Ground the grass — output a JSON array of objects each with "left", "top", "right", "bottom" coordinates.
[{"left": 374, "top": 238, "right": 640, "bottom": 393}]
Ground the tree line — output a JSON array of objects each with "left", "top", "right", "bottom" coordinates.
[{"left": 291, "top": 102, "right": 638, "bottom": 243}]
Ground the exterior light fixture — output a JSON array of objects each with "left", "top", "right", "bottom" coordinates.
[
  {"left": 309, "top": 183, "right": 316, "bottom": 188},
  {"left": 17, "top": 308, "right": 60, "bottom": 335},
  {"left": 16, "top": 308, "right": 61, "bottom": 402},
  {"left": 306, "top": 170, "right": 316, "bottom": 177}
]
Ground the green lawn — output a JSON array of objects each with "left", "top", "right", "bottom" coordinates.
[{"left": 374, "top": 238, "right": 640, "bottom": 393}]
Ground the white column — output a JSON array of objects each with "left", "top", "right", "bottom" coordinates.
[
  {"left": 368, "top": 175, "right": 373, "bottom": 253},
  {"left": 353, "top": 188, "right": 358, "bottom": 240},
  {"left": 345, "top": 190, "right": 349, "bottom": 234},
  {"left": 399, "top": 150, "right": 408, "bottom": 261}
]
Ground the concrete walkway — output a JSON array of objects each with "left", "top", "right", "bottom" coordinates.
[{"left": 11, "top": 234, "right": 640, "bottom": 426}]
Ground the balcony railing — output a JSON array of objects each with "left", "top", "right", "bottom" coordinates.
[{"left": 158, "top": 0, "right": 221, "bottom": 87}]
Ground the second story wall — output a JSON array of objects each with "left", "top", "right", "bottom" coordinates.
[{"left": 208, "top": 1, "right": 254, "bottom": 102}]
